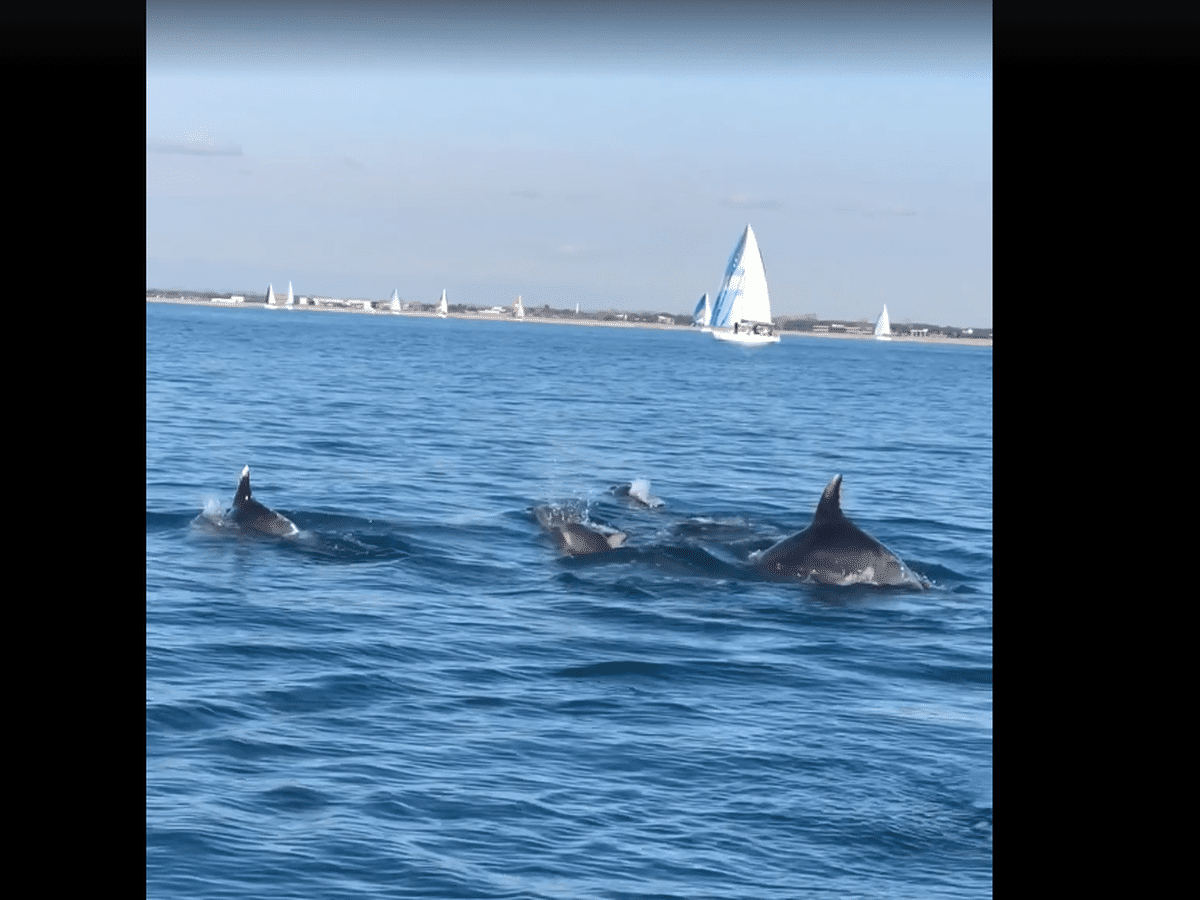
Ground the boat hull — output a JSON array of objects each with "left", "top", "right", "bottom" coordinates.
[{"left": 712, "top": 329, "right": 780, "bottom": 345}]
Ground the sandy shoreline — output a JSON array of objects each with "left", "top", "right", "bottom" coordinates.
[{"left": 146, "top": 297, "right": 992, "bottom": 347}]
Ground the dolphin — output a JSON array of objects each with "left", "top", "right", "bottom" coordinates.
[
  {"left": 549, "top": 522, "right": 628, "bottom": 556},
  {"left": 534, "top": 504, "right": 627, "bottom": 556},
  {"left": 230, "top": 465, "right": 299, "bottom": 537},
  {"left": 751, "top": 475, "right": 928, "bottom": 589}
]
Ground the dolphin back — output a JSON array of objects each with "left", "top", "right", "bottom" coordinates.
[
  {"left": 230, "top": 465, "right": 299, "bottom": 537},
  {"left": 533, "top": 503, "right": 626, "bottom": 556},
  {"left": 753, "top": 475, "right": 928, "bottom": 589},
  {"left": 552, "top": 523, "right": 627, "bottom": 555}
]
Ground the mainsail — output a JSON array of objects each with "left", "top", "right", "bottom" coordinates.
[
  {"left": 692, "top": 293, "right": 711, "bottom": 328},
  {"left": 709, "top": 225, "right": 771, "bottom": 328},
  {"left": 286, "top": 282, "right": 294, "bottom": 308},
  {"left": 266, "top": 283, "right": 276, "bottom": 306},
  {"left": 513, "top": 295, "right": 525, "bottom": 319},
  {"left": 874, "top": 304, "right": 892, "bottom": 340},
  {"left": 390, "top": 289, "right": 401, "bottom": 313},
  {"left": 436, "top": 290, "right": 448, "bottom": 317}
]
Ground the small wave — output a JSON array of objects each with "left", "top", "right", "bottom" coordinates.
[
  {"left": 292, "top": 530, "right": 413, "bottom": 562},
  {"left": 147, "top": 510, "right": 206, "bottom": 531},
  {"left": 257, "top": 785, "right": 331, "bottom": 812},
  {"left": 558, "top": 660, "right": 674, "bottom": 678}
]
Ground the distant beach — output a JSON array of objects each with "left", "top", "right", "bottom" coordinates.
[{"left": 146, "top": 297, "right": 992, "bottom": 347}]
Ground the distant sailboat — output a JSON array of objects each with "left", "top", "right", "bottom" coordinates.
[
  {"left": 266, "top": 283, "right": 277, "bottom": 307},
  {"left": 285, "top": 281, "right": 294, "bottom": 308},
  {"left": 874, "top": 304, "right": 892, "bottom": 340},
  {"left": 436, "top": 290, "right": 448, "bottom": 318},
  {"left": 710, "top": 225, "right": 780, "bottom": 345},
  {"left": 390, "top": 289, "right": 401, "bottom": 314},
  {"left": 692, "top": 293, "right": 712, "bottom": 330},
  {"left": 513, "top": 295, "right": 525, "bottom": 319}
]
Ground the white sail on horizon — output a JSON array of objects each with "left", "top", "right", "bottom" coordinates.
[
  {"left": 710, "top": 225, "right": 771, "bottom": 329},
  {"left": 266, "top": 283, "right": 276, "bottom": 306},
  {"left": 874, "top": 304, "right": 892, "bottom": 340}
]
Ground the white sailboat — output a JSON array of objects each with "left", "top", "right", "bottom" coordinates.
[
  {"left": 692, "top": 293, "right": 712, "bottom": 330},
  {"left": 285, "top": 281, "right": 294, "bottom": 309},
  {"left": 390, "top": 289, "right": 401, "bottom": 314},
  {"left": 266, "top": 283, "right": 277, "bottom": 307},
  {"left": 709, "top": 225, "right": 779, "bottom": 344},
  {"left": 874, "top": 304, "right": 892, "bottom": 340},
  {"left": 436, "top": 290, "right": 448, "bottom": 318},
  {"left": 513, "top": 295, "right": 525, "bottom": 319}
]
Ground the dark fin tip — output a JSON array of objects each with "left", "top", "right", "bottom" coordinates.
[
  {"left": 814, "top": 474, "right": 844, "bottom": 520},
  {"left": 234, "top": 465, "right": 252, "bottom": 504}
]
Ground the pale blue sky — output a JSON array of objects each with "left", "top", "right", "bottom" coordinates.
[{"left": 147, "top": 2, "right": 991, "bottom": 327}]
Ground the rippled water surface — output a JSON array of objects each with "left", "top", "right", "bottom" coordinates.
[{"left": 147, "top": 303, "right": 992, "bottom": 899}]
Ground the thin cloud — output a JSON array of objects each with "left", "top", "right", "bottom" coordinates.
[
  {"left": 721, "top": 194, "right": 781, "bottom": 211},
  {"left": 833, "top": 203, "right": 918, "bottom": 218},
  {"left": 148, "top": 132, "right": 242, "bottom": 156}
]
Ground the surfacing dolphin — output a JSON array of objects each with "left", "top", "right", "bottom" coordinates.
[
  {"left": 751, "top": 475, "right": 928, "bottom": 589},
  {"left": 230, "top": 465, "right": 299, "bottom": 537},
  {"left": 534, "top": 504, "right": 627, "bottom": 556}
]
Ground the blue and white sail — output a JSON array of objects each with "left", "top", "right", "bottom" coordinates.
[
  {"left": 266, "top": 283, "right": 277, "bottom": 306},
  {"left": 709, "top": 225, "right": 772, "bottom": 329},
  {"left": 692, "top": 293, "right": 711, "bottom": 328},
  {"left": 285, "top": 281, "right": 294, "bottom": 308},
  {"left": 390, "top": 289, "right": 401, "bottom": 313},
  {"left": 874, "top": 304, "right": 892, "bottom": 340}
]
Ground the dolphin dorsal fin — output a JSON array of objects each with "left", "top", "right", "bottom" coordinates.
[
  {"left": 235, "top": 465, "right": 253, "bottom": 504},
  {"left": 812, "top": 475, "right": 845, "bottom": 523}
]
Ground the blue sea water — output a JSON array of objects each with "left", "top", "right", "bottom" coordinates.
[{"left": 146, "top": 302, "right": 992, "bottom": 899}]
